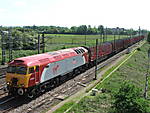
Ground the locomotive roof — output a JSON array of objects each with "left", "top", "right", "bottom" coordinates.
[{"left": 9, "top": 47, "right": 87, "bottom": 67}]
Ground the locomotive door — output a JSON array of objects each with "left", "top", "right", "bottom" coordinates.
[{"left": 35, "top": 65, "right": 40, "bottom": 83}]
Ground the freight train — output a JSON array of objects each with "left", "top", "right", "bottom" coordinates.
[{"left": 4, "top": 35, "right": 144, "bottom": 98}]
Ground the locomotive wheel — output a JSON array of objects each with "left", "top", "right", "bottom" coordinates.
[
  {"left": 27, "top": 89, "right": 36, "bottom": 99},
  {"left": 18, "top": 88, "right": 24, "bottom": 96},
  {"left": 27, "top": 93, "right": 34, "bottom": 99},
  {"left": 54, "top": 77, "right": 60, "bottom": 87},
  {"left": 40, "top": 85, "right": 46, "bottom": 93}
]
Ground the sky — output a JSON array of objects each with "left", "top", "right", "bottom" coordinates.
[{"left": 0, "top": 0, "right": 150, "bottom": 30}]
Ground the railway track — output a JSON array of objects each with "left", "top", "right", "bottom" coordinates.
[
  {"left": 0, "top": 83, "right": 5, "bottom": 89},
  {"left": 0, "top": 66, "right": 7, "bottom": 79},
  {"left": 0, "top": 96, "right": 20, "bottom": 113},
  {"left": 0, "top": 96, "right": 15, "bottom": 105},
  {"left": 0, "top": 42, "right": 142, "bottom": 113},
  {"left": 0, "top": 65, "right": 7, "bottom": 95},
  {"left": 0, "top": 77, "right": 7, "bottom": 98}
]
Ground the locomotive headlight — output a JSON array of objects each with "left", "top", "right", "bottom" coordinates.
[
  {"left": 21, "top": 84, "right": 24, "bottom": 87},
  {"left": 7, "top": 82, "right": 10, "bottom": 85},
  {"left": 18, "top": 84, "right": 24, "bottom": 87}
]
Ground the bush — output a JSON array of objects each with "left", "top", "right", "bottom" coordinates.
[{"left": 112, "top": 81, "right": 150, "bottom": 113}]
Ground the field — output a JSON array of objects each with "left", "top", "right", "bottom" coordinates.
[
  {"left": 43, "top": 34, "right": 129, "bottom": 53},
  {"left": 0, "top": 34, "right": 130, "bottom": 64},
  {"left": 54, "top": 42, "right": 150, "bottom": 113},
  {"left": 44, "top": 34, "right": 128, "bottom": 47}
]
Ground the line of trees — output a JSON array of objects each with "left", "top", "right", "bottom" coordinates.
[
  {"left": 0, "top": 25, "right": 146, "bottom": 35},
  {"left": 22, "top": 25, "right": 142, "bottom": 35},
  {"left": 0, "top": 25, "right": 147, "bottom": 50}
]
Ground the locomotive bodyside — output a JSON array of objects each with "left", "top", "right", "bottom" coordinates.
[
  {"left": 5, "top": 47, "right": 89, "bottom": 97},
  {"left": 40, "top": 47, "right": 88, "bottom": 83}
]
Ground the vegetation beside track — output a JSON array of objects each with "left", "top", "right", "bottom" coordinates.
[{"left": 53, "top": 42, "right": 150, "bottom": 113}]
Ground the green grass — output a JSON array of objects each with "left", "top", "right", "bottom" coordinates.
[
  {"left": 53, "top": 101, "right": 74, "bottom": 113},
  {"left": 45, "top": 34, "right": 129, "bottom": 47},
  {"left": 54, "top": 42, "right": 150, "bottom": 113},
  {"left": 70, "top": 94, "right": 112, "bottom": 113}
]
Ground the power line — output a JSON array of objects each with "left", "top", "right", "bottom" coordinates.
[{"left": 94, "top": 39, "right": 98, "bottom": 80}]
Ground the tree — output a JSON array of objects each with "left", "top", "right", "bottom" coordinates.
[
  {"left": 147, "top": 32, "right": 150, "bottom": 43},
  {"left": 87, "top": 25, "right": 92, "bottom": 34},
  {"left": 70, "top": 26, "right": 78, "bottom": 34},
  {"left": 112, "top": 81, "right": 150, "bottom": 113},
  {"left": 98, "top": 25, "right": 104, "bottom": 35},
  {"left": 76, "top": 25, "right": 87, "bottom": 34}
]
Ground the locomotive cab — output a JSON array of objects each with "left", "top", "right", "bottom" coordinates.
[
  {"left": 6, "top": 66, "right": 27, "bottom": 87},
  {"left": 5, "top": 64, "right": 40, "bottom": 96}
]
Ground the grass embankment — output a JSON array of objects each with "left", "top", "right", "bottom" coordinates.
[{"left": 53, "top": 42, "right": 150, "bottom": 113}]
